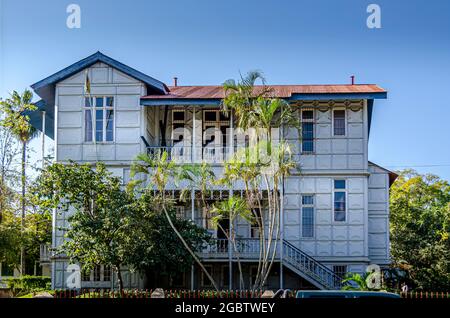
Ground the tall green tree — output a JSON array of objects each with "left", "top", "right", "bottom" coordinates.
[
  {"left": 0, "top": 90, "right": 38, "bottom": 275},
  {"left": 390, "top": 170, "right": 450, "bottom": 290},
  {"left": 219, "top": 71, "right": 300, "bottom": 290},
  {"left": 32, "top": 162, "right": 133, "bottom": 291}
]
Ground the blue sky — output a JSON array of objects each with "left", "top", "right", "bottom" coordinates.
[{"left": 1, "top": 0, "right": 449, "bottom": 180}]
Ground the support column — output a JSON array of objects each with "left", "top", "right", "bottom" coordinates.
[
  {"left": 41, "top": 110, "right": 46, "bottom": 168},
  {"left": 191, "top": 189, "right": 195, "bottom": 290},
  {"left": 228, "top": 110, "right": 234, "bottom": 290},
  {"left": 279, "top": 121, "right": 285, "bottom": 289},
  {"left": 192, "top": 106, "right": 196, "bottom": 162}
]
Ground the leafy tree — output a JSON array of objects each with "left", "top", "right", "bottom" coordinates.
[
  {"left": 32, "top": 162, "right": 135, "bottom": 291},
  {"left": 0, "top": 210, "right": 22, "bottom": 269},
  {"left": 390, "top": 169, "right": 450, "bottom": 290},
  {"left": 0, "top": 126, "right": 19, "bottom": 224},
  {"left": 33, "top": 161, "right": 209, "bottom": 291},
  {"left": 129, "top": 191, "right": 210, "bottom": 278},
  {"left": 1, "top": 90, "right": 38, "bottom": 274}
]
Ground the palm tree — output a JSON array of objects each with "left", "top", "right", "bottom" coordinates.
[
  {"left": 0, "top": 89, "right": 38, "bottom": 275},
  {"left": 220, "top": 72, "right": 301, "bottom": 290},
  {"left": 129, "top": 151, "right": 220, "bottom": 290},
  {"left": 210, "top": 196, "right": 253, "bottom": 289}
]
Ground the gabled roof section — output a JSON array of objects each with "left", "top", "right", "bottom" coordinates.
[
  {"left": 31, "top": 51, "right": 169, "bottom": 95},
  {"left": 369, "top": 161, "right": 398, "bottom": 187}
]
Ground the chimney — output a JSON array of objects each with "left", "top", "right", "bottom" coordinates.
[
  {"left": 173, "top": 77, "right": 178, "bottom": 87},
  {"left": 350, "top": 75, "right": 355, "bottom": 85}
]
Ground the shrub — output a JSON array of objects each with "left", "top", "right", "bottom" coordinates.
[{"left": 7, "top": 276, "right": 51, "bottom": 296}]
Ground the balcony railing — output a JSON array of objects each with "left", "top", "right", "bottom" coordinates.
[
  {"left": 200, "top": 238, "right": 277, "bottom": 259},
  {"left": 145, "top": 145, "right": 234, "bottom": 163},
  {"left": 40, "top": 244, "right": 51, "bottom": 263}
]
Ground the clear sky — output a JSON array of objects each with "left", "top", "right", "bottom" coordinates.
[{"left": 1, "top": 0, "right": 449, "bottom": 180}]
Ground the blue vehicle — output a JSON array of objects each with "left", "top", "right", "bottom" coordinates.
[{"left": 295, "top": 290, "right": 400, "bottom": 299}]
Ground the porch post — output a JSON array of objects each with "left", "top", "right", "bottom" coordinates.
[
  {"left": 279, "top": 122, "right": 284, "bottom": 289},
  {"left": 192, "top": 105, "right": 196, "bottom": 162},
  {"left": 228, "top": 110, "right": 234, "bottom": 290},
  {"left": 41, "top": 110, "right": 46, "bottom": 168},
  {"left": 191, "top": 189, "right": 195, "bottom": 290}
]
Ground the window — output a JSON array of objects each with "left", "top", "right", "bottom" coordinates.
[
  {"left": 333, "top": 110, "right": 346, "bottom": 136},
  {"left": 301, "top": 195, "right": 314, "bottom": 238},
  {"left": 82, "top": 269, "right": 91, "bottom": 282},
  {"left": 93, "top": 265, "right": 101, "bottom": 281},
  {"left": 172, "top": 110, "right": 185, "bottom": 122},
  {"left": 334, "top": 180, "right": 346, "bottom": 222},
  {"left": 204, "top": 111, "right": 217, "bottom": 122},
  {"left": 84, "top": 96, "right": 114, "bottom": 142},
  {"left": 81, "top": 265, "right": 110, "bottom": 282},
  {"left": 301, "top": 110, "right": 314, "bottom": 153},
  {"left": 175, "top": 206, "right": 186, "bottom": 219},
  {"left": 333, "top": 265, "right": 347, "bottom": 279},
  {"left": 201, "top": 265, "right": 213, "bottom": 287},
  {"left": 103, "top": 265, "right": 111, "bottom": 282}
]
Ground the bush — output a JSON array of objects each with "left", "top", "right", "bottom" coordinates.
[{"left": 7, "top": 276, "right": 51, "bottom": 296}]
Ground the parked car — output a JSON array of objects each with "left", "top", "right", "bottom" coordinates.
[{"left": 295, "top": 290, "right": 400, "bottom": 298}]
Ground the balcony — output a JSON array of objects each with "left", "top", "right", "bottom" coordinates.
[
  {"left": 199, "top": 238, "right": 279, "bottom": 260},
  {"left": 144, "top": 144, "right": 234, "bottom": 164}
]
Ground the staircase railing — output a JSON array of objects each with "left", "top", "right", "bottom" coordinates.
[{"left": 282, "top": 240, "right": 343, "bottom": 290}]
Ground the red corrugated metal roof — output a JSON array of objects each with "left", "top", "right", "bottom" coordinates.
[{"left": 141, "top": 84, "right": 386, "bottom": 100}]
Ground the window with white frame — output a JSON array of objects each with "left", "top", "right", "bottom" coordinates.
[
  {"left": 301, "top": 109, "right": 314, "bottom": 153},
  {"left": 333, "top": 109, "right": 346, "bottom": 136},
  {"left": 334, "top": 180, "right": 346, "bottom": 222},
  {"left": 301, "top": 195, "right": 314, "bottom": 238},
  {"left": 333, "top": 265, "right": 347, "bottom": 279},
  {"left": 84, "top": 96, "right": 114, "bottom": 142}
]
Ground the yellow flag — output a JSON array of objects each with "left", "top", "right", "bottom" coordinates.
[{"left": 84, "top": 70, "right": 91, "bottom": 95}]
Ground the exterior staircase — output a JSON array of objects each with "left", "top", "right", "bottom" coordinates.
[
  {"left": 282, "top": 240, "right": 343, "bottom": 290},
  {"left": 201, "top": 238, "right": 343, "bottom": 290}
]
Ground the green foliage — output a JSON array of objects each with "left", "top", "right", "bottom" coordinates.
[
  {"left": 32, "top": 161, "right": 210, "bottom": 290},
  {"left": 0, "top": 210, "right": 22, "bottom": 266},
  {"left": 7, "top": 275, "right": 51, "bottom": 296},
  {"left": 128, "top": 191, "right": 210, "bottom": 274},
  {"left": 0, "top": 90, "right": 37, "bottom": 143},
  {"left": 342, "top": 273, "right": 371, "bottom": 291},
  {"left": 390, "top": 169, "right": 450, "bottom": 290}
]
